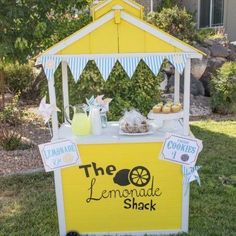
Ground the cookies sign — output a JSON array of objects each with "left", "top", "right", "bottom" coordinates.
[
  {"left": 161, "top": 133, "right": 203, "bottom": 167},
  {"left": 39, "top": 140, "right": 80, "bottom": 172}
]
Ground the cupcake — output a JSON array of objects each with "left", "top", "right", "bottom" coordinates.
[
  {"left": 162, "top": 105, "right": 171, "bottom": 113},
  {"left": 171, "top": 103, "right": 182, "bottom": 113},
  {"left": 152, "top": 102, "right": 163, "bottom": 113}
]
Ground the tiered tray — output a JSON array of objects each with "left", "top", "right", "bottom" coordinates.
[
  {"left": 148, "top": 110, "right": 184, "bottom": 132},
  {"left": 148, "top": 110, "right": 184, "bottom": 121}
]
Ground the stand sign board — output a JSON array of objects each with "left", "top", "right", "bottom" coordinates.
[
  {"left": 39, "top": 139, "right": 80, "bottom": 172},
  {"left": 58, "top": 142, "right": 188, "bottom": 235},
  {"left": 161, "top": 133, "right": 202, "bottom": 166}
]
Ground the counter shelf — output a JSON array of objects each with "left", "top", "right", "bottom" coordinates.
[{"left": 58, "top": 120, "right": 184, "bottom": 144}]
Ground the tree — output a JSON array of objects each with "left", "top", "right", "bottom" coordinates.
[{"left": 0, "top": 0, "right": 92, "bottom": 63}]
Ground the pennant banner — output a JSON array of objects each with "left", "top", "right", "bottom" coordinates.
[
  {"left": 182, "top": 165, "right": 201, "bottom": 196},
  {"left": 67, "top": 57, "right": 89, "bottom": 82},
  {"left": 36, "top": 54, "right": 190, "bottom": 81},
  {"left": 118, "top": 57, "right": 140, "bottom": 78},
  {"left": 95, "top": 57, "right": 117, "bottom": 81},
  {"left": 166, "top": 54, "right": 188, "bottom": 74},
  {"left": 40, "top": 55, "right": 61, "bottom": 80},
  {"left": 143, "top": 56, "right": 164, "bottom": 76}
]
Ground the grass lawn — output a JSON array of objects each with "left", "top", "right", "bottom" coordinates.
[{"left": 0, "top": 119, "right": 236, "bottom": 236}]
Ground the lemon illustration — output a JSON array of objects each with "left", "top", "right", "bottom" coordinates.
[{"left": 63, "top": 154, "right": 73, "bottom": 163}]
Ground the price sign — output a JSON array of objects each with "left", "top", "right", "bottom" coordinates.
[
  {"left": 161, "top": 133, "right": 202, "bottom": 166},
  {"left": 38, "top": 139, "right": 80, "bottom": 172}
]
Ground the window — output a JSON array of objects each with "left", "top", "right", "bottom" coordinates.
[{"left": 199, "top": 0, "right": 224, "bottom": 28}]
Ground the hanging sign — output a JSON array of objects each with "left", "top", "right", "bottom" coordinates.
[
  {"left": 161, "top": 133, "right": 202, "bottom": 166},
  {"left": 38, "top": 139, "right": 80, "bottom": 172}
]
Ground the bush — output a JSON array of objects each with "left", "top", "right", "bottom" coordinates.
[
  {"left": 0, "top": 93, "right": 22, "bottom": 126},
  {"left": 4, "top": 62, "right": 35, "bottom": 95},
  {"left": 211, "top": 62, "right": 236, "bottom": 114},
  {"left": 157, "top": 0, "right": 178, "bottom": 10},
  {"left": 147, "top": 6, "right": 197, "bottom": 43},
  {"left": 0, "top": 128, "right": 22, "bottom": 151},
  {"left": 42, "top": 60, "right": 162, "bottom": 122}
]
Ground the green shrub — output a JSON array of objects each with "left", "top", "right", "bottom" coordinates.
[
  {"left": 0, "top": 93, "right": 22, "bottom": 126},
  {"left": 211, "top": 62, "right": 236, "bottom": 114},
  {"left": 4, "top": 62, "right": 35, "bottom": 95},
  {"left": 197, "top": 28, "right": 216, "bottom": 42},
  {"left": 157, "top": 0, "right": 178, "bottom": 10},
  {"left": 0, "top": 128, "right": 22, "bottom": 151},
  {"left": 42, "top": 60, "right": 162, "bottom": 122},
  {"left": 147, "top": 6, "right": 197, "bottom": 43}
]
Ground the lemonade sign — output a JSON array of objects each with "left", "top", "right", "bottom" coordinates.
[
  {"left": 39, "top": 140, "right": 80, "bottom": 172},
  {"left": 61, "top": 143, "right": 185, "bottom": 234}
]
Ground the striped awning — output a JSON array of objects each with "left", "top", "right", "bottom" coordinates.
[{"left": 36, "top": 53, "right": 189, "bottom": 81}]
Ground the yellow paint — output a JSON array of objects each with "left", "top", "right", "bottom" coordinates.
[
  {"left": 91, "top": 0, "right": 144, "bottom": 20},
  {"left": 61, "top": 143, "right": 183, "bottom": 233},
  {"left": 58, "top": 18, "right": 182, "bottom": 55},
  {"left": 118, "top": 19, "right": 182, "bottom": 53},
  {"left": 38, "top": 0, "right": 203, "bottom": 58},
  {"left": 58, "top": 19, "right": 119, "bottom": 54},
  {"left": 114, "top": 10, "right": 121, "bottom": 24}
]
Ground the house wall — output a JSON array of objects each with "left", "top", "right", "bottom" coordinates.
[
  {"left": 134, "top": 0, "right": 161, "bottom": 14},
  {"left": 224, "top": 0, "right": 236, "bottom": 42},
  {"left": 178, "top": 0, "right": 198, "bottom": 24}
]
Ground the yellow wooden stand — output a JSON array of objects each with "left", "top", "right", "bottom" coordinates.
[{"left": 35, "top": 0, "right": 203, "bottom": 235}]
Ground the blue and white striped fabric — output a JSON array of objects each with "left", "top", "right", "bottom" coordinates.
[
  {"left": 118, "top": 57, "right": 141, "bottom": 78},
  {"left": 39, "top": 55, "right": 61, "bottom": 80},
  {"left": 67, "top": 57, "right": 88, "bottom": 82},
  {"left": 166, "top": 54, "right": 188, "bottom": 74},
  {"left": 95, "top": 57, "right": 117, "bottom": 81},
  {"left": 36, "top": 54, "right": 190, "bottom": 81},
  {"left": 143, "top": 56, "right": 164, "bottom": 76}
]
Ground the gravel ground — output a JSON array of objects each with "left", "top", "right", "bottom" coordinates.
[{"left": 0, "top": 106, "right": 50, "bottom": 176}]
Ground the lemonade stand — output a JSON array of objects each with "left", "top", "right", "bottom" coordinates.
[{"left": 36, "top": 0, "right": 203, "bottom": 235}]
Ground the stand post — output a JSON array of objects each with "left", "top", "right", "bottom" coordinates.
[
  {"left": 174, "top": 69, "right": 180, "bottom": 103},
  {"left": 48, "top": 76, "right": 66, "bottom": 235},
  {"left": 183, "top": 58, "right": 191, "bottom": 136},
  {"left": 62, "top": 61, "right": 69, "bottom": 122},
  {"left": 48, "top": 76, "right": 59, "bottom": 138}
]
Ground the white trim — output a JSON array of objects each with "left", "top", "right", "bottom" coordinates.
[
  {"left": 54, "top": 169, "right": 67, "bottom": 236},
  {"left": 48, "top": 77, "right": 59, "bottom": 137},
  {"left": 93, "top": 0, "right": 141, "bottom": 12},
  {"left": 174, "top": 70, "right": 180, "bottom": 103},
  {"left": 123, "top": 0, "right": 141, "bottom": 10},
  {"left": 62, "top": 61, "right": 69, "bottom": 123},
  {"left": 183, "top": 58, "right": 191, "bottom": 136},
  {"left": 197, "top": 0, "right": 200, "bottom": 29},
  {"left": 209, "top": 0, "right": 213, "bottom": 28},
  {"left": 39, "top": 52, "right": 202, "bottom": 60},
  {"left": 94, "top": 0, "right": 112, "bottom": 11},
  {"left": 150, "top": 0, "right": 153, "bottom": 13},
  {"left": 79, "top": 229, "right": 183, "bottom": 236},
  {"left": 112, "top": 4, "right": 124, "bottom": 10},
  {"left": 121, "top": 11, "right": 199, "bottom": 54},
  {"left": 182, "top": 178, "right": 190, "bottom": 232},
  {"left": 43, "top": 11, "right": 114, "bottom": 55}
]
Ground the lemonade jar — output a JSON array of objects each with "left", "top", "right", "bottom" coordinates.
[{"left": 65, "top": 104, "right": 91, "bottom": 136}]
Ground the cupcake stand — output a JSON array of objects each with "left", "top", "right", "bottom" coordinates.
[{"left": 36, "top": 1, "right": 203, "bottom": 235}]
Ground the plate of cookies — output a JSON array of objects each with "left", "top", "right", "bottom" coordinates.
[{"left": 119, "top": 109, "right": 154, "bottom": 136}]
